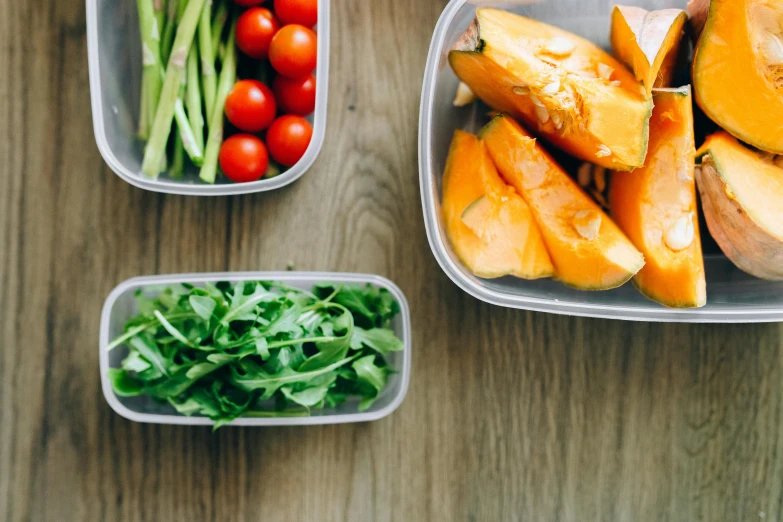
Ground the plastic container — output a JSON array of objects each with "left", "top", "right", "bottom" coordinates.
[
  {"left": 419, "top": 0, "right": 783, "bottom": 322},
  {"left": 99, "top": 272, "right": 411, "bottom": 426},
  {"left": 87, "top": 0, "right": 329, "bottom": 196}
]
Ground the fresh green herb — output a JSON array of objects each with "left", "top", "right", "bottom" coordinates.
[{"left": 107, "top": 281, "right": 404, "bottom": 428}]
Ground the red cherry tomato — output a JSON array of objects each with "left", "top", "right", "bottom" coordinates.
[
  {"left": 274, "top": 0, "right": 318, "bottom": 27},
  {"left": 225, "top": 80, "right": 277, "bottom": 132},
  {"left": 234, "top": 0, "right": 265, "bottom": 5},
  {"left": 236, "top": 8, "right": 279, "bottom": 59},
  {"left": 265, "top": 115, "right": 312, "bottom": 166},
  {"left": 219, "top": 135, "right": 269, "bottom": 182},
  {"left": 269, "top": 25, "right": 317, "bottom": 79},
  {"left": 272, "top": 74, "right": 316, "bottom": 116}
]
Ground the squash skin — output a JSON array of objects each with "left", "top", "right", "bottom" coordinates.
[
  {"left": 441, "top": 130, "right": 554, "bottom": 280},
  {"left": 449, "top": 8, "right": 652, "bottom": 171},
  {"left": 610, "top": 87, "right": 706, "bottom": 308},
  {"left": 692, "top": 0, "right": 783, "bottom": 153},
  {"left": 610, "top": 6, "right": 688, "bottom": 97},
  {"left": 696, "top": 132, "right": 783, "bottom": 280},
  {"left": 480, "top": 115, "right": 645, "bottom": 290}
]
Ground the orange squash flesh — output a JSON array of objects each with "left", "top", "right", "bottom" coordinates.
[
  {"left": 609, "top": 87, "right": 706, "bottom": 308},
  {"left": 610, "top": 6, "right": 688, "bottom": 97},
  {"left": 696, "top": 132, "right": 783, "bottom": 280},
  {"left": 441, "top": 130, "right": 554, "bottom": 279},
  {"left": 692, "top": 0, "right": 783, "bottom": 153},
  {"left": 449, "top": 7, "right": 652, "bottom": 171},
  {"left": 480, "top": 115, "right": 645, "bottom": 290}
]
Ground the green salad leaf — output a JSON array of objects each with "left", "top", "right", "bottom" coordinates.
[{"left": 107, "top": 281, "right": 404, "bottom": 428}]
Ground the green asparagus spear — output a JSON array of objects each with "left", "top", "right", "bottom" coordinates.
[
  {"left": 199, "top": 0, "right": 217, "bottom": 118},
  {"left": 153, "top": 0, "right": 166, "bottom": 39},
  {"left": 169, "top": 131, "right": 185, "bottom": 178},
  {"left": 160, "top": 0, "right": 179, "bottom": 63},
  {"left": 186, "top": 47, "right": 205, "bottom": 152},
  {"left": 141, "top": 0, "right": 207, "bottom": 177},
  {"left": 211, "top": 1, "right": 228, "bottom": 56},
  {"left": 136, "top": 0, "right": 163, "bottom": 140},
  {"left": 174, "top": 98, "right": 204, "bottom": 165},
  {"left": 199, "top": 19, "right": 237, "bottom": 184}
]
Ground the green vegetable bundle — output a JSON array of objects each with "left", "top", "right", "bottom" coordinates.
[
  {"left": 136, "top": 0, "right": 234, "bottom": 182},
  {"left": 107, "top": 281, "right": 404, "bottom": 428}
]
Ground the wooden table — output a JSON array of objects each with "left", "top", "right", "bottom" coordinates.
[{"left": 2, "top": 1, "right": 783, "bottom": 520}]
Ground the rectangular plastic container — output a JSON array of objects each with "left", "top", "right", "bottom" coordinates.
[
  {"left": 87, "top": 0, "right": 329, "bottom": 196},
  {"left": 419, "top": 0, "right": 783, "bottom": 322},
  {"left": 99, "top": 272, "right": 411, "bottom": 426}
]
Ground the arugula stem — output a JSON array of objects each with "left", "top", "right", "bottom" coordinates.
[
  {"left": 141, "top": 0, "right": 207, "bottom": 177},
  {"left": 106, "top": 312, "right": 201, "bottom": 351},
  {"left": 223, "top": 335, "right": 339, "bottom": 351}
]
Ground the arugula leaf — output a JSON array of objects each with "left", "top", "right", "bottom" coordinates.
[
  {"left": 121, "top": 351, "right": 151, "bottom": 373},
  {"left": 298, "top": 305, "right": 354, "bottom": 372},
  {"left": 189, "top": 295, "right": 216, "bottom": 320},
  {"left": 129, "top": 335, "right": 171, "bottom": 377},
  {"left": 108, "top": 369, "right": 144, "bottom": 396},
  {"left": 352, "top": 355, "right": 389, "bottom": 412},
  {"left": 350, "top": 327, "right": 404, "bottom": 355},
  {"left": 230, "top": 354, "right": 359, "bottom": 400}
]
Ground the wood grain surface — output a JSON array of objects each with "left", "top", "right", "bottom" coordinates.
[{"left": 2, "top": 1, "right": 783, "bottom": 521}]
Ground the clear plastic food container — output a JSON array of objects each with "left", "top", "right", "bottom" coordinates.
[
  {"left": 99, "top": 272, "right": 411, "bottom": 426},
  {"left": 419, "top": 0, "right": 783, "bottom": 322},
  {"left": 87, "top": 0, "right": 329, "bottom": 196}
]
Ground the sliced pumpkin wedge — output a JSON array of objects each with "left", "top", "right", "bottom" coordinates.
[
  {"left": 441, "top": 130, "right": 554, "bottom": 279},
  {"left": 460, "top": 192, "right": 554, "bottom": 279},
  {"left": 610, "top": 87, "right": 706, "bottom": 308},
  {"left": 696, "top": 131, "right": 783, "bottom": 280},
  {"left": 480, "top": 114, "right": 645, "bottom": 290},
  {"left": 449, "top": 7, "right": 652, "bottom": 171},
  {"left": 610, "top": 6, "right": 688, "bottom": 97},
  {"left": 692, "top": 0, "right": 783, "bottom": 153}
]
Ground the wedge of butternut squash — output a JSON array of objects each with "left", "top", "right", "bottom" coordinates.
[
  {"left": 610, "top": 6, "right": 688, "bottom": 97},
  {"left": 692, "top": 0, "right": 783, "bottom": 153},
  {"left": 449, "top": 7, "right": 652, "bottom": 171},
  {"left": 696, "top": 132, "right": 783, "bottom": 280},
  {"left": 480, "top": 115, "right": 645, "bottom": 290},
  {"left": 610, "top": 87, "right": 706, "bottom": 308},
  {"left": 441, "top": 130, "right": 554, "bottom": 279}
]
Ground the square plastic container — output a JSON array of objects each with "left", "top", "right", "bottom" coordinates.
[
  {"left": 419, "top": 0, "right": 783, "bottom": 322},
  {"left": 87, "top": 0, "right": 329, "bottom": 196},
  {"left": 99, "top": 272, "right": 411, "bottom": 426}
]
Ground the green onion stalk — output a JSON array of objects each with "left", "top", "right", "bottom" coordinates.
[
  {"left": 199, "top": 18, "right": 237, "bottom": 184},
  {"left": 141, "top": 0, "right": 207, "bottom": 177}
]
